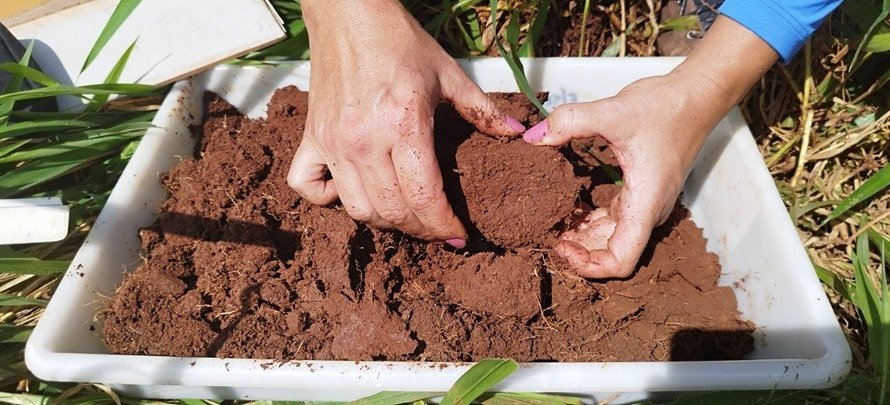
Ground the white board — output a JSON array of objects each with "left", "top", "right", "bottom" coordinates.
[{"left": 9, "top": 0, "right": 285, "bottom": 111}]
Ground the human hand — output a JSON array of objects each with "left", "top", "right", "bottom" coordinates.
[
  {"left": 523, "top": 16, "right": 777, "bottom": 278},
  {"left": 288, "top": 0, "right": 524, "bottom": 248}
]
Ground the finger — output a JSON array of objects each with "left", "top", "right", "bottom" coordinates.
[
  {"left": 522, "top": 100, "right": 619, "bottom": 146},
  {"left": 439, "top": 61, "right": 525, "bottom": 137},
  {"left": 391, "top": 134, "right": 467, "bottom": 246},
  {"left": 561, "top": 184, "right": 658, "bottom": 279},
  {"left": 287, "top": 139, "right": 339, "bottom": 205},
  {"left": 327, "top": 160, "right": 390, "bottom": 229},
  {"left": 355, "top": 153, "right": 430, "bottom": 239}
]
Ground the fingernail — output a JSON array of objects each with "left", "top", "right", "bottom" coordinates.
[
  {"left": 445, "top": 238, "right": 466, "bottom": 249},
  {"left": 523, "top": 121, "right": 548, "bottom": 144},
  {"left": 505, "top": 116, "right": 525, "bottom": 133}
]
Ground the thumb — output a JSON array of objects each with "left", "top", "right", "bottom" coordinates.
[
  {"left": 287, "top": 138, "right": 339, "bottom": 205},
  {"left": 522, "top": 100, "right": 617, "bottom": 146},
  {"left": 439, "top": 62, "right": 525, "bottom": 137},
  {"left": 556, "top": 182, "right": 659, "bottom": 279}
]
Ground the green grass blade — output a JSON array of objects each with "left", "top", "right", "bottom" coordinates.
[
  {"left": 821, "top": 164, "right": 890, "bottom": 226},
  {"left": 868, "top": 32, "right": 890, "bottom": 52},
  {"left": 90, "top": 40, "right": 138, "bottom": 111},
  {"left": 0, "top": 391, "right": 59, "bottom": 404},
  {"left": 0, "top": 63, "right": 61, "bottom": 88},
  {"left": 481, "top": 392, "right": 582, "bottom": 405},
  {"left": 601, "top": 38, "right": 621, "bottom": 57},
  {"left": 441, "top": 359, "right": 518, "bottom": 405},
  {"left": 0, "top": 343, "right": 25, "bottom": 368},
  {"left": 0, "top": 120, "right": 93, "bottom": 140},
  {"left": 495, "top": 42, "right": 549, "bottom": 117},
  {"left": 868, "top": 229, "right": 890, "bottom": 266},
  {"left": 0, "top": 294, "right": 48, "bottom": 307},
  {"left": 0, "top": 148, "right": 113, "bottom": 198},
  {"left": 0, "top": 257, "right": 70, "bottom": 274},
  {"left": 81, "top": 0, "right": 143, "bottom": 73},
  {"left": 0, "top": 134, "right": 140, "bottom": 164},
  {"left": 175, "top": 400, "right": 209, "bottom": 405},
  {"left": 0, "top": 84, "right": 155, "bottom": 106},
  {"left": 0, "top": 41, "right": 34, "bottom": 121},
  {"left": 0, "top": 326, "right": 32, "bottom": 343},
  {"left": 518, "top": 0, "right": 551, "bottom": 57},
  {"left": 0, "top": 140, "right": 31, "bottom": 159},
  {"left": 347, "top": 391, "right": 440, "bottom": 405},
  {"left": 814, "top": 263, "right": 853, "bottom": 302},
  {"left": 850, "top": 0, "right": 890, "bottom": 69}
]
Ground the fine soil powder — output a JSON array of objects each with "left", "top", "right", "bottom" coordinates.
[{"left": 102, "top": 87, "right": 754, "bottom": 362}]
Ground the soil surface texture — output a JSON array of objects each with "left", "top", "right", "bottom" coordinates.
[{"left": 103, "top": 87, "right": 754, "bottom": 362}]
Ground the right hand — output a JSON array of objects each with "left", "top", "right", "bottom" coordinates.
[{"left": 288, "top": 0, "right": 524, "bottom": 248}]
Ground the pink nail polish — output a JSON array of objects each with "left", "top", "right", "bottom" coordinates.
[
  {"left": 505, "top": 116, "right": 525, "bottom": 133},
  {"left": 523, "top": 121, "right": 548, "bottom": 144},
  {"left": 445, "top": 238, "right": 466, "bottom": 249}
]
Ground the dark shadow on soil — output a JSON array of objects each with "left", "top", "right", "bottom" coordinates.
[
  {"left": 670, "top": 329, "right": 756, "bottom": 361},
  {"left": 157, "top": 211, "right": 297, "bottom": 249}
]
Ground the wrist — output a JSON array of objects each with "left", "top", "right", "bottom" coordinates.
[{"left": 670, "top": 16, "right": 778, "bottom": 113}]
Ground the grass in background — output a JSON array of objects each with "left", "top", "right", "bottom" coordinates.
[{"left": 0, "top": 0, "right": 887, "bottom": 404}]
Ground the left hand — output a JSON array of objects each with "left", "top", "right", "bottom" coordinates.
[{"left": 523, "top": 16, "right": 778, "bottom": 278}]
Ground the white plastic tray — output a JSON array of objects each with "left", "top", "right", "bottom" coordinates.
[{"left": 25, "top": 59, "right": 851, "bottom": 403}]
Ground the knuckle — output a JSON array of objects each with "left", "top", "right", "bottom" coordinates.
[
  {"left": 342, "top": 131, "right": 372, "bottom": 157},
  {"left": 344, "top": 204, "right": 375, "bottom": 223},
  {"left": 378, "top": 206, "right": 411, "bottom": 225},
  {"left": 406, "top": 189, "right": 440, "bottom": 213}
]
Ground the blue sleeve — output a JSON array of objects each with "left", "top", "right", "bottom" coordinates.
[{"left": 719, "top": 0, "right": 844, "bottom": 64}]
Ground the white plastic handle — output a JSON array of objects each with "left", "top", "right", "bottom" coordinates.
[{"left": 0, "top": 198, "right": 69, "bottom": 244}]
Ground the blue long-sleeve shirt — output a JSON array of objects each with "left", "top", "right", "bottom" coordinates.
[{"left": 719, "top": 0, "right": 845, "bottom": 63}]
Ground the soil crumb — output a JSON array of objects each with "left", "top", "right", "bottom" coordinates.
[{"left": 103, "top": 87, "right": 754, "bottom": 362}]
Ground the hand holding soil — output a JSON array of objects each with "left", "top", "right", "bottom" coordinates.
[
  {"left": 288, "top": 0, "right": 523, "bottom": 248},
  {"left": 523, "top": 16, "right": 778, "bottom": 279}
]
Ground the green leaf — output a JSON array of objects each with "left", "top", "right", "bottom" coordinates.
[
  {"left": 0, "top": 140, "right": 31, "bottom": 159},
  {"left": 0, "top": 83, "right": 155, "bottom": 106},
  {"left": 0, "top": 41, "right": 34, "bottom": 120},
  {"left": 867, "top": 32, "right": 890, "bottom": 52},
  {"left": 81, "top": 0, "right": 143, "bottom": 73},
  {"left": 601, "top": 38, "right": 621, "bottom": 57},
  {"left": 90, "top": 40, "right": 139, "bottom": 111},
  {"left": 495, "top": 42, "right": 548, "bottom": 117},
  {"left": 0, "top": 133, "right": 141, "bottom": 164},
  {"left": 850, "top": 0, "right": 890, "bottom": 69},
  {"left": 518, "top": 0, "right": 551, "bottom": 57},
  {"left": 481, "top": 392, "right": 582, "bottom": 405},
  {"left": 0, "top": 257, "right": 70, "bottom": 274},
  {"left": 176, "top": 400, "right": 209, "bottom": 405},
  {"left": 659, "top": 14, "right": 700, "bottom": 32},
  {"left": 347, "top": 391, "right": 440, "bottom": 405},
  {"left": 0, "top": 62, "right": 61, "bottom": 87},
  {"left": 814, "top": 263, "right": 852, "bottom": 302},
  {"left": 0, "top": 294, "right": 48, "bottom": 307},
  {"left": 441, "top": 359, "right": 519, "bottom": 405},
  {"left": 0, "top": 120, "right": 94, "bottom": 140},
  {"left": 505, "top": 11, "right": 520, "bottom": 49},
  {"left": 0, "top": 326, "right": 32, "bottom": 343},
  {"left": 821, "top": 164, "right": 890, "bottom": 226},
  {"left": 0, "top": 148, "right": 114, "bottom": 198},
  {"left": 868, "top": 229, "right": 890, "bottom": 266},
  {"left": 0, "top": 343, "right": 25, "bottom": 368}
]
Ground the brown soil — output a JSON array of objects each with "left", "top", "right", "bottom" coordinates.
[{"left": 102, "top": 87, "right": 754, "bottom": 362}]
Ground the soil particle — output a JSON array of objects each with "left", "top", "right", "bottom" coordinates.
[{"left": 102, "top": 87, "right": 754, "bottom": 362}]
